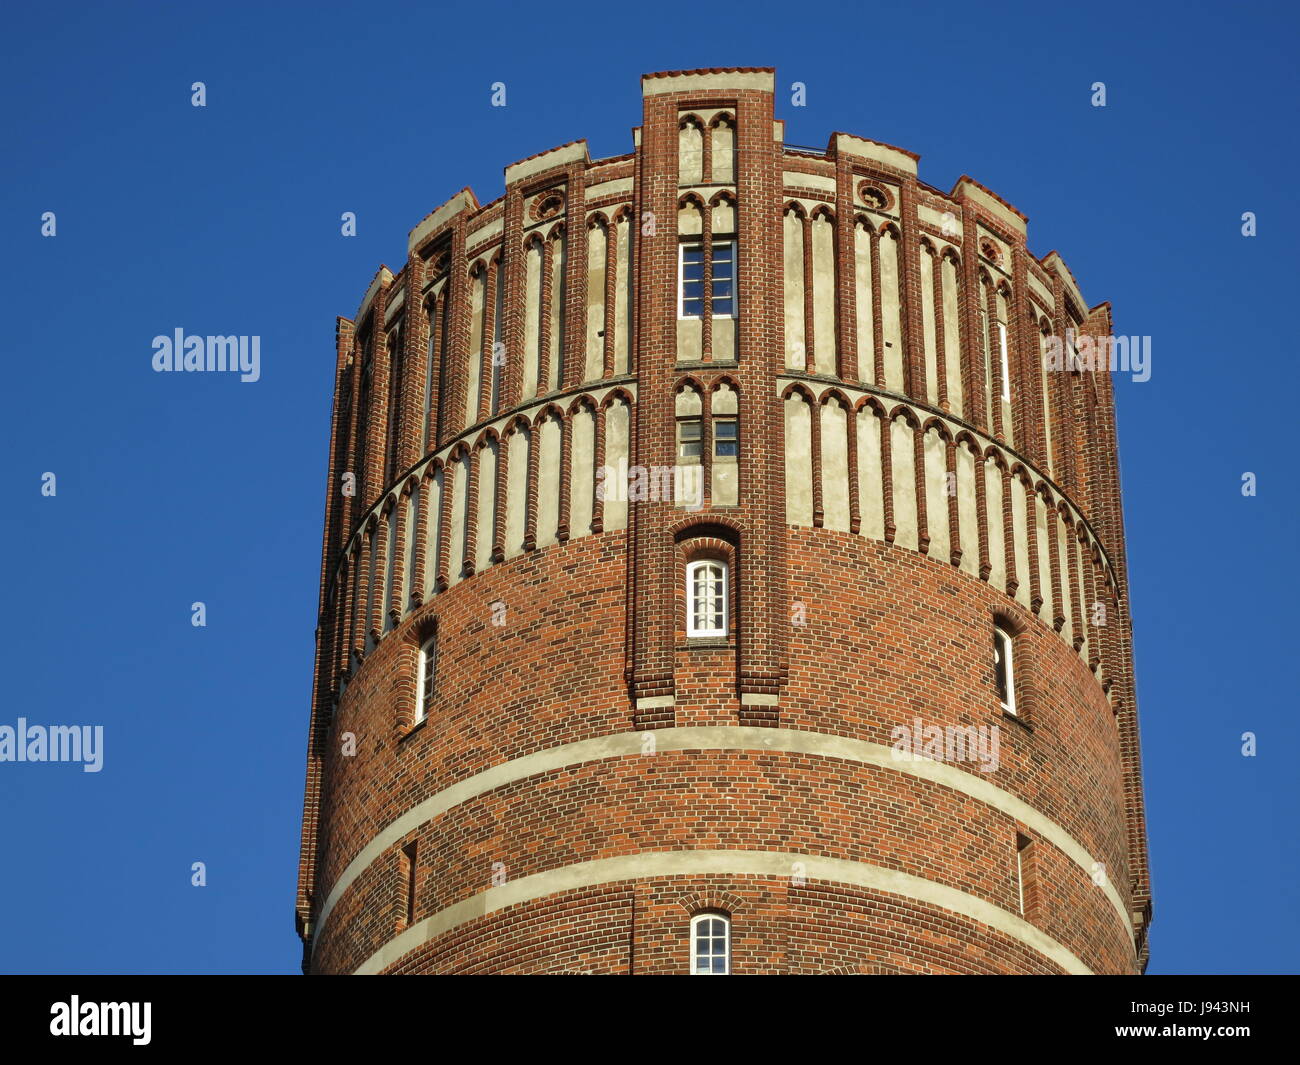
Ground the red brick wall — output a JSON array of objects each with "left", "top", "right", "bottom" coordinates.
[{"left": 297, "top": 67, "right": 1150, "bottom": 974}]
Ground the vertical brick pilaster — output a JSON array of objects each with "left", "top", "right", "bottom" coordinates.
[
  {"left": 945, "top": 438, "right": 961, "bottom": 567},
  {"left": 368, "top": 510, "right": 389, "bottom": 640},
  {"left": 960, "top": 210, "right": 987, "bottom": 432},
  {"left": 1024, "top": 475, "right": 1042, "bottom": 614},
  {"left": 501, "top": 187, "right": 527, "bottom": 410},
  {"left": 900, "top": 183, "right": 926, "bottom": 402},
  {"left": 834, "top": 156, "right": 857, "bottom": 383},
  {"left": 913, "top": 418, "right": 929, "bottom": 554},
  {"left": 478, "top": 258, "right": 500, "bottom": 424},
  {"left": 1000, "top": 464, "right": 1018, "bottom": 597},
  {"left": 1046, "top": 492, "right": 1065, "bottom": 632},
  {"left": 880, "top": 411, "right": 895, "bottom": 543},
  {"left": 539, "top": 236, "right": 556, "bottom": 395},
  {"left": 931, "top": 248, "right": 949, "bottom": 410},
  {"left": 446, "top": 222, "right": 472, "bottom": 436},
  {"left": 398, "top": 256, "right": 426, "bottom": 474},
  {"left": 562, "top": 163, "right": 589, "bottom": 390}
]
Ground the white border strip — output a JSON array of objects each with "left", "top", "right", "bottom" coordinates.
[
  {"left": 354, "top": 849, "right": 1094, "bottom": 975},
  {"left": 315, "top": 727, "right": 1131, "bottom": 944}
]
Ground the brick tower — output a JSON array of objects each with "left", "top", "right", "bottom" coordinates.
[{"left": 295, "top": 68, "right": 1151, "bottom": 975}]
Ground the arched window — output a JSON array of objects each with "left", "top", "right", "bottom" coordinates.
[
  {"left": 993, "top": 623, "right": 1016, "bottom": 714},
  {"left": 686, "top": 559, "right": 728, "bottom": 637},
  {"left": 690, "top": 913, "right": 730, "bottom": 975},
  {"left": 415, "top": 632, "right": 437, "bottom": 723}
]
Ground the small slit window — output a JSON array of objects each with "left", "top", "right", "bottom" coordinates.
[
  {"left": 1016, "top": 833, "right": 1036, "bottom": 918},
  {"left": 687, "top": 559, "right": 728, "bottom": 638},
  {"left": 690, "top": 913, "right": 730, "bottom": 974},
  {"left": 994, "top": 624, "right": 1015, "bottom": 715}
]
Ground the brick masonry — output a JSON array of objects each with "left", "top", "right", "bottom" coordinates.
[{"left": 295, "top": 68, "right": 1151, "bottom": 975}]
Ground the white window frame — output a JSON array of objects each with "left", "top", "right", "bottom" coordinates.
[
  {"left": 686, "top": 559, "right": 728, "bottom": 638},
  {"left": 994, "top": 624, "right": 1016, "bottom": 715},
  {"left": 678, "top": 240, "right": 736, "bottom": 320},
  {"left": 415, "top": 633, "right": 437, "bottom": 724},
  {"left": 690, "top": 913, "right": 730, "bottom": 975}
]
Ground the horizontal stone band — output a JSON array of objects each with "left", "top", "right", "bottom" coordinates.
[
  {"left": 355, "top": 849, "right": 1094, "bottom": 975},
  {"left": 314, "top": 726, "right": 1132, "bottom": 950}
]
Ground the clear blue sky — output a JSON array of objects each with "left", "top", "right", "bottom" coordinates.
[{"left": 1, "top": 0, "right": 1295, "bottom": 976}]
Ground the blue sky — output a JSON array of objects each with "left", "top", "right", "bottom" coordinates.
[{"left": 1, "top": 0, "right": 1295, "bottom": 975}]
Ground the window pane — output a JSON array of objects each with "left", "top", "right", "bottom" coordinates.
[
  {"left": 679, "top": 422, "right": 702, "bottom": 441},
  {"left": 714, "top": 421, "right": 737, "bottom": 439},
  {"left": 994, "top": 630, "right": 1009, "bottom": 703}
]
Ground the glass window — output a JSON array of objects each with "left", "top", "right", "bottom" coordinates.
[
  {"left": 416, "top": 634, "right": 437, "bottom": 722},
  {"left": 711, "top": 241, "right": 735, "bottom": 316},
  {"left": 713, "top": 417, "right": 738, "bottom": 458},
  {"left": 687, "top": 560, "right": 727, "bottom": 638},
  {"left": 677, "top": 417, "right": 703, "bottom": 459},
  {"left": 994, "top": 625, "right": 1015, "bottom": 714},
  {"left": 681, "top": 244, "right": 704, "bottom": 318},
  {"left": 690, "top": 913, "right": 730, "bottom": 974},
  {"left": 679, "top": 241, "right": 736, "bottom": 318}
]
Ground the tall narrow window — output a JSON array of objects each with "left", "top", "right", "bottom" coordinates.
[
  {"left": 690, "top": 913, "right": 730, "bottom": 974},
  {"left": 679, "top": 241, "right": 736, "bottom": 318},
  {"left": 993, "top": 624, "right": 1016, "bottom": 714},
  {"left": 680, "top": 243, "right": 704, "bottom": 318},
  {"left": 686, "top": 559, "right": 727, "bottom": 638},
  {"left": 710, "top": 240, "right": 735, "bottom": 317},
  {"left": 415, "top": 633, "right": 437, "bottom": 723}
]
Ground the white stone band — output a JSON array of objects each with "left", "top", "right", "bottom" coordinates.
[
  {"left": 355, "top": 849, "right": 1094, "bottom": 975},
  {"left": 314, "top": 726, "right": 1131, "bottom": 950}
]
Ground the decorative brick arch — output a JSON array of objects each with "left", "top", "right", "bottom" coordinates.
[{"left": 676, "top": 890, "right": 746, "bottom": 916}]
